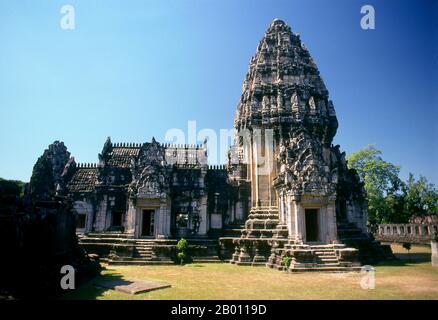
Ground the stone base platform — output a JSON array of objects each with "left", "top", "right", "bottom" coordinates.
[{"left": 79, "top": 232, "right": 222, "bottom": 266}]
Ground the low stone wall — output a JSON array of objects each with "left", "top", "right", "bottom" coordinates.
[{"left": 375, "top": 223, "right": 438, "bottom": 244}]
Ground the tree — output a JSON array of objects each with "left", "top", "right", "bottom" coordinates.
[
  {"left": 348, "top": 145, "right": 404, "bottom": 226},
  {"left": 404, "top": 174, "right": 438, "bottom": 217},
  {"left": 348, "top": 145, "right": 438, "bottom": 227}
]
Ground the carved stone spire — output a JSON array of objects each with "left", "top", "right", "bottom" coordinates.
[{"left": 234, "top": 18, "right": 337, "bottom": 145}]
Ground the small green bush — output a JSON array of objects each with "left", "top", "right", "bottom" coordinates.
[
  {"left": 282, "top": 256, "right": 292, "bottom": 268},
  {"left": 177, "top": 252, "right": 186, "bottom": 265},
  {"left": 177, "top": 238, "right": 188, "bottom": 265},
  {"left": 177, "top": 238, "right": 188, "bottom": 252}
]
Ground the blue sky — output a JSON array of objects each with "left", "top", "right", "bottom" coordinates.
[{"left": 0, "top": 0, "right": 436, "bottom": 184}]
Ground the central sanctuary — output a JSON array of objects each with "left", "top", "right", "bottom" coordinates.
[{"left": 32, "top": 19, "right": 391, "bottom": 270}]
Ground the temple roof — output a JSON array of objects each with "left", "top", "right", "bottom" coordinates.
[
  {"left": 67, "top": 167, "right": 98, "bottom": 193},
  {"left": 106, "top": 146, "right": 141, "bottom": 168},
  {"left": 100, "top": 139, "right": 208, "bottom": 169}
]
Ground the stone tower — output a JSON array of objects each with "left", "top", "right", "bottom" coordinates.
[{"left": 228, "top": 19, "right": 370, "bottom": 268}]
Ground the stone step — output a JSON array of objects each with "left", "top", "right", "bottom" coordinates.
[
  {"left": 114, "top": 257, "right": 154, "bottom": 261},
  {"left": 317, "top": 256, "right": 338, "bottom": 261},
  {"left": 108, "top": 260, "right": 174, "bottom": 266},
  {"left": 136, "top": 251, "right": 153, "bottom": 255},
  {"left": 319, "top": 257, "right": 338, "bottom": 261},
  {"left": 86, "top": 233, "right": 128, "bottom": 239},
  {"left": 318, "top": 263, "right": 340, "bottom": 267},
  {"left": 80, "top": 237, "right": 131, "bottom": 243},
  {"left": 289, "top": 266, "right": 362, "bottom": 273},
  {"left": 192, "top": 259, "right": 223, "bottom": 263}
]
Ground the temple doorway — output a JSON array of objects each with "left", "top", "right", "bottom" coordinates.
[
  {"left": 305, "top": 209, "right": 319, "bottom": 242},
  {"left": 141, "top": 209, "right": 155, "bottom": 237}
]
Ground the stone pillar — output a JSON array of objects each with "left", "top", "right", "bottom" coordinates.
[
  {"left": 154, "top": 208, "right": 161, "bottom": 238},
  {"left": 278, "top": 192, "right": 284, "bottom": 223},
  {"left": 286, "top": 197, "right": 296, "bottom": 239},
  {"left": 229, "top": 201, "right": 236, "bottom": 223},
  {"left": 431, "top": 240, "right": 438, "bottom": 267},
  {"left": 318, "top": 206, "right": 326, "bottom": 242},
  {"left": 235, "top": 197, "right": 244, "bottom": 221},
  {"left": 326, "top": 200, "right": 338, "bottom": 243},
  {"left": 156, "top": 199, "right": 171, "bottom": 238},
  {"left": 125, "top": 199, "right": 137, "bottom": 237},
  {"left": 93, "top": 198, "right": 108, "bottom": 232},
  {"left": 134, "top": 207, "right": 141, "bottom": 238},
  {"left": 198, "top": 195, "right": 208, "bottom": 235},
  {"left": 296, "top": 203, "right": 305, "bottom": 243}
]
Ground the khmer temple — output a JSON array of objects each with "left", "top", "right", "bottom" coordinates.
[{"left": 31, "top": 19, "right": 392, "bottom": 271}]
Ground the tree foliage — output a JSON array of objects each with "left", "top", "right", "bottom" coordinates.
[
  {"left": 348, "top": 145, "right": 438, "bottom": 227},
  {"left": 404, "top": 173, "right": 438, "bottom": 217}
]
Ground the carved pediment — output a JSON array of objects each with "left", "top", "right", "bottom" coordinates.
[{"left": 129, "top": 139, "right": 169, "bottom": 199}]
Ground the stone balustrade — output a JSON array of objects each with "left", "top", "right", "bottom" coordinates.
[{"left": 375, "top": 223, "right": 438, "bottom": 244}]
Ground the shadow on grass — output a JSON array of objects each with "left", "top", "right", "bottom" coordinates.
[
  {"left": 61, "top": 266, "right": 127, "bottom": 300},
  {"left": 376, "top": 253, "right": 431, "bottom": 267}
]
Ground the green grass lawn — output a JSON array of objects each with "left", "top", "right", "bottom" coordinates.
[{"left": 64, "top": 244, "right": 438, "bottom": 300}]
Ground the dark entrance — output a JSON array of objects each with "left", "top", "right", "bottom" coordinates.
[
  {"left": 305, "top": 209, "right": 318, "bottom": 242},
  {"left": 141, "top": 209, "right": 155, "bottom": 236},
  {"left": 112, "top": 211, "right": 123, "bottom": 227}
]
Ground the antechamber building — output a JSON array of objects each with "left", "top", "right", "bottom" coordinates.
[{"left": 33, "top": 19, "right": 391, "bottom": 270}]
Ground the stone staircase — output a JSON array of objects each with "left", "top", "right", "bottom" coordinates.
[
  {"left": 309, "top": 247, "right": 361, "bottom": 272},
  {"left": 267, "top": 243, "right": 362, "bottom": 272},
  {"left": 240, "top": 206, "right": 280, "bottom": 238},
  {"left": 107, "top": 239, "right": 175, "bottom": 266},
  {"left": 134, "top": 240, "right": 154, "bottom": 259},
  {"left": 315, "top": 248, "right": 340, "bottom": 266}
]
